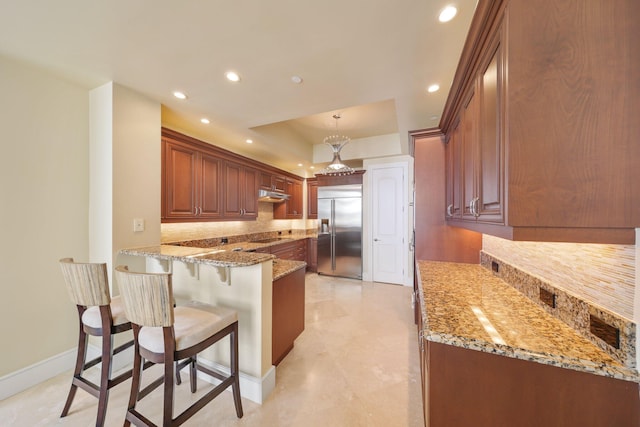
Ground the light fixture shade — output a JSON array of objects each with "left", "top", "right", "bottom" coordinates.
[{"left": 319, "top": 115, "right": 355, "bottom": 175}]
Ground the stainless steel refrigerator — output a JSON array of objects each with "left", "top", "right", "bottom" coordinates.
[{"left": 317, "top": 184, "right": 362, "bottom": 279}]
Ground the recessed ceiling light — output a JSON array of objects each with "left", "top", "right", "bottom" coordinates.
[
  {"left": 427, "top": 84, "right": 440, "bottom": 93},
  {"left": 439, "top": 6, "right": 457, "bottom": 22},
  {"left": 173, "top": 91, "right": 187, "bottom": 99},
  {"left": 310, "top": 166, "right": 315, "bottom": 170},
  {"left": 200, "top": 118, "right": 210, "bottom": 124},
  {"left": 225, "top": 71, "right": 241, "bottom": 82},
  {"left": 245, "top": 139, "right": 253, "bottom": 144},
  {"left": 291, "top": 75, "right": 303, "bottom": 84},
  {"left": 297, "top": 163, "right": 303, "bottom": 167}
]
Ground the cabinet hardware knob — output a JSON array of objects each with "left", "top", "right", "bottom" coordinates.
[{"left": 446, "top": 204, "right": 453, "bottom": 217}]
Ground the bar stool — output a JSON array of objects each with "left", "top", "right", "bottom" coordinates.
[
  {"left": 59, "top": 258, "right": 135, "bottom": 427},
  {"left": 115, "top": 266, "right": 243, "bottom": 426}
]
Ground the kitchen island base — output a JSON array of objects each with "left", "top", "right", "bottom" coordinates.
[{"left": 137, "top": 256, "right": 276, "bottom": 404}]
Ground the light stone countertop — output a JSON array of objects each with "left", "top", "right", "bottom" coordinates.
[
  {"left": 120, "top": 240, "right": 307, "bottom": 280},
  {"left": 120, "top": 245, "right": 275, "bottom": 268},
  {"left": 417, "top": 260, "right": 639, "bottom": 382},
  {"left": 272, "top": 259, "right": 307, "bottom": 281}
]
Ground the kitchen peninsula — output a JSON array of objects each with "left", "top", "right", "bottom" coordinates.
[
  {"left": 416, "top": 260, "right": 639, "bottom": 427},
  {"left": 119, "top": 237, "right": 307, "bottom": 404}
]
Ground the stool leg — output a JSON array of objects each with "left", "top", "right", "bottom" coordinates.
[
  {"left": 61, "top": 307, "right": 88, "bottom": 418},
  {"left": 96, "top": 311, "right": 114, "bottom": 427},
  {"left": 163, "top": 327, "right": 176, "bottom": 425},
  {"left": 190, "top": 355, "right": 197, "bottom": 393},
  {"left": 124, "top": 327, "right": 143, "bottom": 427},
  {"left": 231, "top": 323, "right": 243, "bottom": 418}
]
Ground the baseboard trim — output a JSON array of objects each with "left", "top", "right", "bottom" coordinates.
[
  {"left": 0, "top": 344, "right": 133, "bottom": 402},
  {"left": 1, "top": 345, "right": 275, "bottom": 405},
  {"left": 0, "top": 348, "right": 76, "bottom": 401}
]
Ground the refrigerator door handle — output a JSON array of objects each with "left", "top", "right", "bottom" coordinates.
[{"left": 331, "top": 199, "right": 336, "bottom": 271}]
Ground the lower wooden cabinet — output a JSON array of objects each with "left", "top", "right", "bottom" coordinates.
[
  {"left": 269, "top": 239, "right": 306, "bottom": 261},
  {"left": 306, "top": 238, "right": 317, "bottom": 272},
  {"left": 307, "top": 178, "right": 318, "bottom": 219},
  {"left": 272, "top": 267, "right": 305, "bottom": 365},
  {"left": 421, "top": 340, "right": 639, "bottom": 427}
]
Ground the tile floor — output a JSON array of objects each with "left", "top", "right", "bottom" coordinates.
[{"left": 0, "top": 273, "right": 423, "bottom": 426}]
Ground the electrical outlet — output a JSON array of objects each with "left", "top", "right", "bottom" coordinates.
[{"left": 133, "top": 218, "right": 145, "bottom": 232}]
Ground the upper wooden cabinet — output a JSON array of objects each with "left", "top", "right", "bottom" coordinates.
[
  {"left": 259, "top": 171, "right": 286, "bottom": 193},
  {"left": 223, "top": 161, "right": 259, "bottom": 219},
  {"left": 161, "top": 128, "right": 304, "bottom": 223},
  {"left": 447, "top": 19, "right": 505, "bottom": 225},
  {"left": 162, "top": 136, "right": 222, "bottom": 220},
  {"left": 274, "top": 178, "right": 303, "bottom": 219},
  {"left": 441, "top": 0, "right": 639, "bottom": 244},
  {"left": 307, "top": 178, "right": 318, "bottom": 219}
]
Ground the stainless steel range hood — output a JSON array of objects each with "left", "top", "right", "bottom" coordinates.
[{"left": 257, "top": 189, "right": 290, "bottom": 203}]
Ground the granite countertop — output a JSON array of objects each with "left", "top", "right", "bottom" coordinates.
[
  {"left": 272, "top": 259, "right": 307, "bottom": 281},
  {"left": 417, "top": 260, "right": 638, "bottom": 382},
  {"left": 120, "top": 245, "right": 275, "bottom": 268}
]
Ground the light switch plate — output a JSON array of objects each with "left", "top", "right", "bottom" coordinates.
[{"left": 133, "top": 218, "right": 145, "bottom": 232}]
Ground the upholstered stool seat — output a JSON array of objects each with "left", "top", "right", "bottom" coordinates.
[
  {"left": 139, "top": 302, "right": 237, "bottom": 354},
  {"left": 81, "top": 295, "right": 130, "bottom": 329}
]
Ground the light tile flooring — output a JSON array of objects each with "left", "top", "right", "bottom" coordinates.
[{"left": 0, "top": 273, "right": 423, "bottom": 426}]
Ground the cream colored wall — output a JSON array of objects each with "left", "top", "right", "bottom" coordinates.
[
  {"left": 111, "top": 83, "right": 161, "bottom": 276},
  {"left": 90, "top": 82, "right": 161, "bottom": 287},
  {"left": 0, "top": 55, "right": 89, "bottom": 376}
]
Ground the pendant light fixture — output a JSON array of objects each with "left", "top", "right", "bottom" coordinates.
[{"left": 319, "top": 114, "right": 355, "bottom": 175}]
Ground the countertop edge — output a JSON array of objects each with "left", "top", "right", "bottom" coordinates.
[{"left": 120, "top": 246, "right": 275, "bottom": 267}]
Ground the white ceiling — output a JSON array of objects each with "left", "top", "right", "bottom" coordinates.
[{"left": 0, "top": 0, "right": 476, "bottom": 174}]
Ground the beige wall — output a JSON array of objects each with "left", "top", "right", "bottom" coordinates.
[
  {"left": 90, "top": 82, "right": 161, "bottom": 285},
  {"left": 0, "top": 55, "right": 89, "bottom": 376}
]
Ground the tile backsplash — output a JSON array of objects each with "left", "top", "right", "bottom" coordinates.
[
  {"left": 482, "top": 235, "right": 635, "bottom": 320},
  {"left": 161, "top": 203, "right": 316, "bottom": 243}
]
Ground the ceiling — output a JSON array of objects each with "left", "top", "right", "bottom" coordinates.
[{"left": 0, "top": 0, "right": 477, "bottom": 175}]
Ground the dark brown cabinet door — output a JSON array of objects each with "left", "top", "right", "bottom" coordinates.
[
  {"left": 259, "top": 171, "right": 273, "bottom": 190},
  {"left": 273, "top": 175, "right": 286, "bottom": 193},
  {"left": 274, "top": 178, "right": 303, "bottom": 219},
  {"left": 223, "top": 161, "right": 258, "bottom": 219},
  {"left": 461, "top": 89, "right": 477, "bottom": 220},
  {"left": 199, "top": 152, "right": 223, "bottom": 219},
  {"left": 163, "top": 139, "right": 198, "bottom": 219},
  {"left": 241, "top": 166, "right": 259, "bottom": 219},
  {"left": 272, "top": 268, "right": 305, "bottom": 365},
  {"left": 445, "top": 120, "right": 462, "bottom": 219},
  {"left": 223, "top": 161, "right": 242, "bottom": 217},
  {"left": 307, "top": 178, "right": 318, "bottom": 219},
  {"left": 477, "top": 28, "right": 504, "bottom": 224},
  {"left": 288, "top": 179, "right": 303, "bottom": 218},
  {"left": 306, "top": 238, "right": 317, "bottom": 272}
]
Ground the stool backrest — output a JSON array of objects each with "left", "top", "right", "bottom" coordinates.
[
  {"left": 59, "top": 258, "right": 111, "bottom": 307},
  {"left": 115, "top": 266, "right": 174, "bottom": 328}
]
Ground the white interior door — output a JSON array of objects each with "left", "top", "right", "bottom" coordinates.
[{"left": 371, "top": 165, "right": 406, "bottom": 285}]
